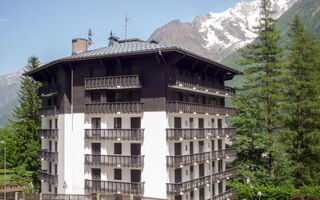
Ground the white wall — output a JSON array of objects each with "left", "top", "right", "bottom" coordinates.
[{"left": 141, "top": 112, "right": 167, "bottom": 199}]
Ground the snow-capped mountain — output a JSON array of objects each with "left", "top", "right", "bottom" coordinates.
[{"left": 149, "top": 0, "right": 298, "bottom": 61}]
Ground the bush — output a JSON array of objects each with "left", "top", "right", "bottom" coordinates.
[
  {"left": 291, "top": 194, "right": 304, "bottom": 200},
  {"left": 306, "top": 195, "right": 320, "bottom": 200}
]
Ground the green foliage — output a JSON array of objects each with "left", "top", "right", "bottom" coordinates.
[
  {"left": 9, "top": 56, "right": 41, "bottom": 172},
  {"left": 231, "top": 0, "right": 285, "bottom": 183},
  {"left": 230, "top": 183, "right": 320, "bottom": 200},
  {"left": 280, "top": 15, "right": 320, "bottom": 187}
]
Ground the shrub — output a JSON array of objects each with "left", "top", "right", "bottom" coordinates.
[
  {"left": 291, "top": 194, "right": 304, "bottom": 200},
  {"left": 306, "top": 195, "right": 320, "bottom": 200}
]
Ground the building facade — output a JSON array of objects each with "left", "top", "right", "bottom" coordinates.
[{"left": 27, "top": 36, "right": 240, "bottom": 200}]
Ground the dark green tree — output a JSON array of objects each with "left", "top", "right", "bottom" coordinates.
[
  {"left": 10, "top": 56, "right": 41, "bottom": 172},
  {"left": 231, "top": 0, "right": 284, "bottom": 183},
  {"left": 281, "top": 15, "right": 320, "bottom": 187}
]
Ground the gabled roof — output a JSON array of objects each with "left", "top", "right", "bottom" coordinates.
[{"left": 25, "top": 40, "right": 242, "bottom": 75}]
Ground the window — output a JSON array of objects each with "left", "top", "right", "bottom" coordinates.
[
  {"left": 55, "top": 142, "right": 58, "bottom": 152},
  {"left": 186, "top": 169, "right": 188, "bottom": 176},
  {"left": 211, "top": 119, "right": 215, "bottom": 128},
  {"left": 212, "top": 140, "right": 215, "bottom": 151},
  {"left": 189, "top": 118, "right": 194, "bottom": 128},
  {"left": 49, "top": 162, "right": 52, "bottom": 174},
  {"left": 218, "top": 139, "right": 223, "bottom": 150},
  {"left": 114, "top": 169, "right": 122, "bottom": 180},
  {"left": 212, "top": 184, "right": 215, "bottom": 196},
  {"left": 54, "top": 164, "right": 57, "bottom": 175},
  {"left": 49, "top": 119, "right": 52, "bottom": 129},
  {"left": 218, "top": 181, "right": 223, "bottom": 194},
  {"left": 54, "top": 187, "right": 57, "bottom": 194},
  {"left": 91, "top": 93, "right": 101, "bottom": 103},
  {"left": 212, "top": 161, "right": 216, "bottom": 173},
  {"left": 198, "top": 141, "right": 204, "bottom": 153},
  {"left": 218, "top": 119, "right": 222, "bottom": 128},
  {"left": 198, "top": 118, "right": 204, "bottom": 128},
  {"left": 218, "top": 160, "right": 223, "bottom": 172},
  {"left": 48, "top": 184, "right": 52, "bottom": 192},
  {"left": 92, "top": 118, "right": 101, "bottom": 129},
  {"left": 114, "top": 143, "right": 122, "bottom": 154},
  {"left": 49, "top": 141, "right": 52, "bottom": 152},
  {"left": 115, "top": 92, "right": 122, "bottom": 102},
  {"left": 114, "top": 118, "right": 122, "bottom": 129},
  {"left": 55, "top": 119, "right": 58, "bottom": 129},
  {"left": 185, "top": 145, "right": 188, "bottom": 151}
]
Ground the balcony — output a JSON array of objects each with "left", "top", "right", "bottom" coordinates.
[
  {"left": 38, "top": 149, "right": 58, "bottom": 162},
  {"left": 85, "top": 129, "right": 144, "bottom": 141},
  {"left": 166, "top": 168, "right": 237, "bottom": 195},
  {"left": 38, "top": 129, "right": 58, "bottom": 139},
  {"left": 166, "top": 128, "right": 236, "bottom": 141},
  {"left": 85, "top": 180, "right": 144, "bottom": 195},
  {"left": 85, "top": 102, "right": 144, "bottom": 114},
  {"left": 39, "top": 106, "right": 58, "bottom": 116},
  {"left": 167, "top": 148, "right": 236, "bottom": 168},
  {"left": 39, "top": 83, "right": 60, "bottom": 97},
  {"left": 85, "top": 154, "right": 144, "bottom": 168},
  {"left": 168, "top": 76, "right": 235, "bottom": 98},
  {"left": 208, "top": 188, "right": 237, "bottom": 200},
  {"left": 166, "top": 102, "right": 236, "bottom": 116},
  {"left": 37, "top": 170, "right": 58, "bottom": 185},
  {"left": 85, "top": 75, "right": 142, "bottom": 90}
]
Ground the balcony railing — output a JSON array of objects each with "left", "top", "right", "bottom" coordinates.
[
  {"left": 38, "top": 149, "right": 58, "bottom": 162},
  {"left": 168, "top": 76, "right": 235, "bottom": 97},
  {"left": 208, "top": 188, "right": 237, "bottom": 200},
  {"left": 166, "top": 168, "right": 237, "bottom": 195},
  {"left": 166, "top": 128, "right": 236, "bottom": 141},
  {"left": 85, "top": 129, "right": 144, "bottom": 141},
  {"left": 166, "top": 101, "right": 236, "bottom": 116},
  {"left": 85, "top": 102, "right": 143, "bottom": 114},
  {"left": 85, "top": 75, "right": 142, "bottom": 90},
  {"left": 85, "top": 180, "right": 144, "bottom": 195},
  {"left": 167, "top": 148, "right": 236, "bottom": 168},
  {"left": 39, "top": 106, "right": 58, "bottom": 116},
  {"left": 39, "top": 83, "right": 60, "bottom": 96},
  {"left": 38, "top": 129, "right": 58, "bottom": 139},
  {"left": 37, "top": 170, "right": 58, "bottom": 185},
  {"left": 85, "top": 154, "right": 144, "bottom": 168}
]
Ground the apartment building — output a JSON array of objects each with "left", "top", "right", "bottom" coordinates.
[{"left": 27, "top": 35, "right": 240, "bottom": 200}]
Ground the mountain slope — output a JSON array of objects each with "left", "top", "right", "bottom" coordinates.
[
  {"left": 222, "top": 0, "right": 320, "bottom": 75},
  {"left": 149, "top": 0, "right": 297, "bottom": 61},
  {"left": 0, "top": 69, "right": 23, "bottom": 126}
]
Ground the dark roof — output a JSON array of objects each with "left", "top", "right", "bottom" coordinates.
[{"left": 25, "top": 40, "right": 242, "bottom": 75}]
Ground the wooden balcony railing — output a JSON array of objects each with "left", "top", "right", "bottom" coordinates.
[
  {"left": 167, "top": 148, "right": 236, "bottom": 168},
  {"left": 37, "top": 170, "right": 58, "bottom": 185},
  {"left": 85, "top": 102, "right": 144, "bottom": 114},
  {"left": 38, "top": 149, "right": 58, "bottom": 162},
  {"left": 85, "top": 180, "right": 144, "bottom": 195},
  {"left": 38, "top": 129, "right": 58, "bottom": 139},
  {"left": 166, "top": 101, "right": 236, "bottom": 116},
  {"left": 85, "top": 129, "right": 144, "bottom": 141},
  {"left": 85, "top": 75, "right": 142, "bottom": 90},
  {"left": 39, "top": 106, "right": 58, "bottom": 116},
  {"left": 166, "top": 168, "right": 237, "bottom": 195},
  {"left": 169, "top": 76, "right": 235, "bottom": 97},
  {"left": 208, "top": 188, "right": 237, "bottom": 200},
  {"left": 166, "top": 128, "right": 236, "bottom": 141},
  {"left": 85, "top": 154, "right": 144, "bottom": 168},
  {"left": 39, "top": 83, "right": 60, "bottom": 96}
]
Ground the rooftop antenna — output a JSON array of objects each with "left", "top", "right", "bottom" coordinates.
[
  {"left": 124, "top": 13, "right": 133, "bottom": 40},
  {"left": 88, "top": 28, "right": 93, "bottom": 46}
]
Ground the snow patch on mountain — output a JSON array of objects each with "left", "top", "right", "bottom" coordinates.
[{"left": 196, "top": 0, "right": 298, "bottom": 50}]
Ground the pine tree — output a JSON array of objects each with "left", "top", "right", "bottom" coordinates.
[
  {"left": 231, "top": 0, "right": 284, "bottom": 182},
  {"left": 10, "top": 56, "right": 41, "bottom": 172},
  {"left": 281, "top": 15, "right": 320, "bottom": 187}
]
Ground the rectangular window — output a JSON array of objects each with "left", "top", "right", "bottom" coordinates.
[
  {"left": 55, "top": 119, "right": 58, "bottom": 129},
  {"left": 198, "top": 118, "right": 204, "bottom": 128},
  {"left": 92, "top": 118, "right": 101, "bottom": 129},
  {"left": 91, "top": 93, "right": 101, "bottom": 103},
  {"left": 130, "top": 117, "right": 141, "bottom": 129},
  {"left": 189, "top": 118, "right": 194, "bottom": 128},
  {"left": 218, "top": 119, "right": 222, "bottom": 128},
  {"left": 211, "top": 119, "right": 215, "bottom": 128},
  {"left": 49, "top": 119, "right": 52, "bottom": 129},
  {"left": 218, "top": 139, "right": 223, "bottom": 150},
  {"left": 198, "top": 141, "right": 204, "bottom": 153},
  {"left": 218, "top": 160, "right": 223, "bottom": 172},
  {"left": 49, "top": 141, "right": 52, "bottom": 152},
  {"left": 114, "top": 118, "right": 122, "bottom": 129},
  {"left": 48, "top": 184, "right": 52, "bottom": 192},
  {"left": 54, "top": 164, "right": 57, "bottom": 175},
  {"left": 49, "top": 162, "right": 52, "bottom": 174},
  {"left": 212, "top": 161, "right": 215, "bottom": 173},
  {"left": 114, "top": 169, "right": 122, "bottom": 180},
  {"left": 55, "top": 142, "right": 58, "bottom": 152},
  {"left": 114, "top": 143, "right": 122, "bottom": 154},
  {"left": 219, "top": 181, "right": 223, "bottom": 194},
  {"left": 174, "top": 117, "right": 181, "bottom": 128}
]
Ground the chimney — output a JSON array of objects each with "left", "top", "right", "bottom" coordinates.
[
  {"left": 72, "top": 38, "right": 88, "bottom": 54},
  {"left": 108, "top": 31, "right": 119, "bottom": 46}
]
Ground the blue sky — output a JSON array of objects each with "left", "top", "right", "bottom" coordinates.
[{"left": 0, "top": 0, "right": 242, "bottom": 75}]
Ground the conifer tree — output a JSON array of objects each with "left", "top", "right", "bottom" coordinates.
[
  {"left": 281, "top": 15, "right": 320, "bottom": 187},
  {"left": 10, "top": 56, "right": 41, "bottom": 172},
  {"left": 231, "top": 0, "right": 283, "bottom": 182}
]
